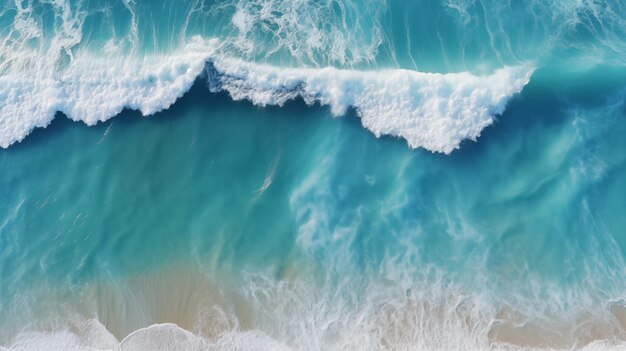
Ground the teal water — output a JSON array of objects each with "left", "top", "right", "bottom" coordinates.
[{"left": 1, "top": 0, "right": 626, "bottom": 350}]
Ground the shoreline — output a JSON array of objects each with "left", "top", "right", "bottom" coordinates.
[{"left": 3, "top": 263, "right": 626, "bottom": 350}]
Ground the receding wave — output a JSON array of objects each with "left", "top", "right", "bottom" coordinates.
[
  {"left": 3, "top": 287, "right": 626, "bottom": 351},
  {"left": 5, "top": 320, "right": 625, "bottom": 351},
  {"left": 2, "top": 264, "right": 626, "bottom": 351}
]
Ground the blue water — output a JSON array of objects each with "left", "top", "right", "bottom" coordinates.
[{"left": 1, "top": 0, "right": 626, "bottom": 350}]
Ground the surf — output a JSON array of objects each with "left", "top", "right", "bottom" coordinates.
[{"left": 0, "top": 36, "right": 532, "bottom": 153}]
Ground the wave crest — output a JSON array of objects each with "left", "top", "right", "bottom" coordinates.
[
  {"left": 0, "top": 37, "right": 532, "bottom": 153},
  {"left": 207, "top": 58, "right": 532, "bottom": 153}
]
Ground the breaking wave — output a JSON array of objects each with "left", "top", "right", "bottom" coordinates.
[{"left": 0, "top": 37, "right": 531, "bottom": 153}]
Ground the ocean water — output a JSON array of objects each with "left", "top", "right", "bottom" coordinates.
[{"left": 1, "top": 0, "right": 626, "bottom": 350}]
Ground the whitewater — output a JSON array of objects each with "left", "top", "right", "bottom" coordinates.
[{"left": 0, "top": 36, "right": 532, "bottom": 153}]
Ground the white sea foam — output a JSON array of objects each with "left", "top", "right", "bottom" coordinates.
[
  {"left": 2, "top": 250, "right": 626, "bottom": 350},
  {"left": 224, "top": 0, "right": 385, "bottom": 66},
  {"left": 3, "top": 287, "right": 626, "bottom": 351},
  {"left": 0, "top": 38, "right": 216, "bottom": 148},
  {"left": 0, "top": 36, "right": 531, "bottom": 153},
  {"left": 2, "top": 321, "right": 291, "bottom": 351},
  {"left": 207, "top": 58, "right": 532, "bottom": 153}
]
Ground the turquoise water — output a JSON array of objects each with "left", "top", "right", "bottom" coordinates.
[{"left": 1, "top": 0, "right": 626, "bottom": 350}]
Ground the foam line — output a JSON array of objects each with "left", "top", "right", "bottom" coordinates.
[
  {"left": 0, "top": 37, "right": 532, "bottom": 153},
  {"left": 206, "top": 58, "right": 532, "bottom": 153}
]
